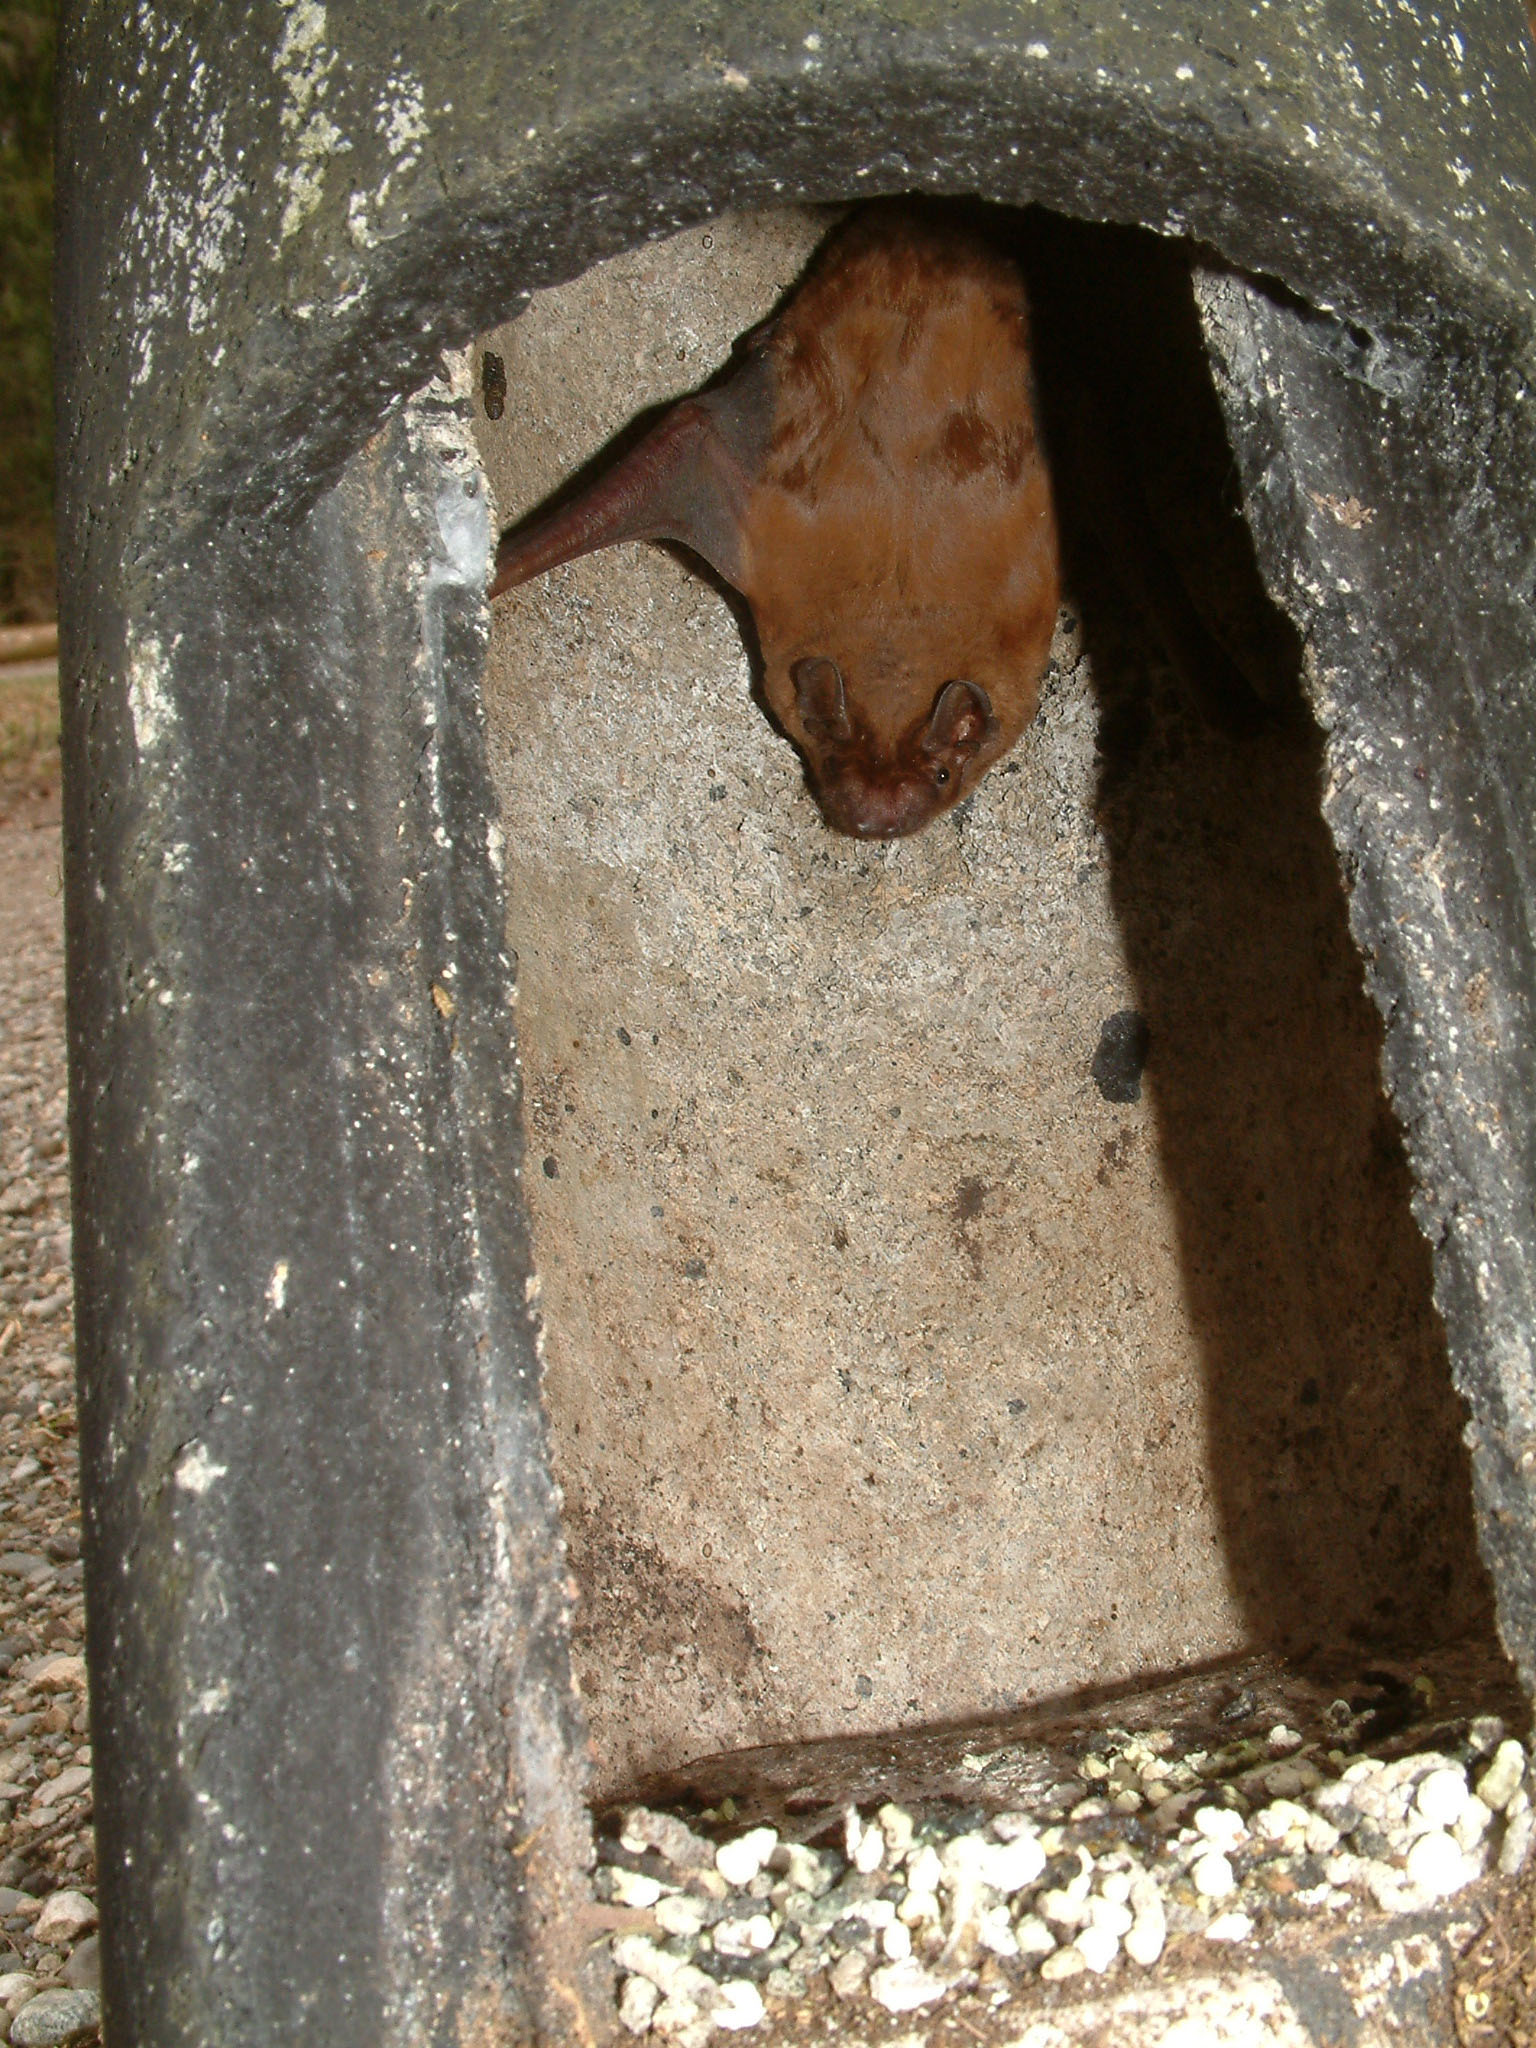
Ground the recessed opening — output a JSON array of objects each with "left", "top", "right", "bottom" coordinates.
[{"left": 465, "top": 202, "right": 1520, "bottom": 2022}]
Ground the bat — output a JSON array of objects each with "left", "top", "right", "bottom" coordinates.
[{"left": 488, "top": 201, "right": 1062, "bottom": 840}]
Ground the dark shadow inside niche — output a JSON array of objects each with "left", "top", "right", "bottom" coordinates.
[{"left": 1019, "top": 212, "right": 1497, "bottom": 1674}]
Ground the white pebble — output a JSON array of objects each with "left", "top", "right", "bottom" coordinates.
[
  {"left": 1499, "top": 1806, "right": 1534, "bottom": 1876},
  {"left": 715, "top": 1827, "right": 778, "bottom": 1888},
  {"left": 1414, "top": 1768, "right": 1469, "bottom": 1830},
  {"left": 977, "top": 1904, "right": 1020, "bottom": 1958},
  {"left": 853, "top": 1819, "right": 885, "bottom": 1874},
  {"left": 711, "top": 1915, "right": 774, "bottom": 1957},
  {"left": 654, "top": 1894, "right": 707, "bottom": 1938},
  {"left": 711, "top": 1980, "right": 766, "bottom": 2031},
  {"left": 992, "top": 1811, "right": 1040, "bottom": 1842},
  {"left": 941, "top": 1829, "right": 1046, "bottom": 1895},
  {"left": 1087, "top": 1896, "right": 1133, "bottom": 1940},
  {"left": 1305, "top": 1814, "right": 1341, "bottom": 1856},
  {"left": 877, "top": 1803, "right": 915, "bottom": 1861},
  {"left": 905, "top": 1844, "right": 943, "bottom": 1893},
  {"left": 882, "top": 1919, "right": 912, "bottom": 1961},
  {"left": 1013, "top": 1914, "right": 1057, "bottom": 1960},
  {"left": 1254, "top": 1799, "right": 1310, "bottom": 1840},
  {"left": 1477, "top": 1740, "right": 1526, "bottom": 1813},
  {"left": 1191, "top": 1851, "right": 1235, "bottom": 1898},
  {"left": 898, "top": 1887, "right": 940, "bottom": 1928},
  {"left": 1194, "top": 1806, "right": 1246, "bottom": 1851},
  {"left": 1097, "top": 1869, "right": 1132, "bottom": 1906},
  {"left": 775, "top": 1843, "right": 838, "bottom": 1897},
  {"left": 1038, "top": 1886, "right": 1091, "bottom": 1929},
  {"left": 1404, "top": 1829, "right": 1472, "bottom": 1899},
  {"left": 1454, "top": 1795, "right": 1492, "bottom": 1852},
  {"left": 609, "top": 1869, "right": 664, "bottom": 1910},
  {"left": 828, "top": 1951, "right": 868, "bottom": 1999},
  {"left": 618, "top": 1974, "right": 660, "bottom": 2034},
  {"left": 1268, "top": 1724, "right": 1303, "bottom": 1753},
  {"left": 1124, "top": 1908, "right": 1166, "bottom": 1968},
  {"left": 650, "top": 1993, "right": 707, "bottom": 2038},
  {"left": 1075, "top": 1921, "right": 1120, "bottom": 1973},
  {"left": 867, "top": 1958, "right": 953, "bottom": 2012},
  {"left": 1205, "top": 1911, "right": 1253, "bottom": 1942},
  {"left": 1039, "top": 1946, "right": 1087, "bottom": 1981}
]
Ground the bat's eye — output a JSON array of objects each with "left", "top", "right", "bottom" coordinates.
[{"left": 933, "top": 766, "right": 950, "bottom": 785}]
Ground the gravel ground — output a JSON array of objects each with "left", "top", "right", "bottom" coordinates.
[{"left": 0, "top": 797, "right": 99, "bottom": 2047}]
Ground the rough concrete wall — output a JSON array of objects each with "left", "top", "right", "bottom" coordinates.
[{"left": 472, "top": 212, "right": 1489, "bottom": 1793}]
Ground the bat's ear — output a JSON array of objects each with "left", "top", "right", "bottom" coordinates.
[
  {"left": 791, "top": 656, "right": 852, "bottom": 739},
  {"left": 489, "top": 351, "right": 775, "bottom": 599},
  {"left": 922, "top": 680, "right": 997, "bottom": 756}
]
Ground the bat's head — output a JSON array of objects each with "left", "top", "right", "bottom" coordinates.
[{"left": 781, "top": 655, "right": 1002, "bottom": 839}]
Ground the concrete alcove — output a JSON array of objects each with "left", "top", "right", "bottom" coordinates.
[{"left": 469, "top": 205, "right": 1496, "bottom": 1799}]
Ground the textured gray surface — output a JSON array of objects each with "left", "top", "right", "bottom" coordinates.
[{"left": 54, "top": 0, "right": 1535, "bottom": 2042}]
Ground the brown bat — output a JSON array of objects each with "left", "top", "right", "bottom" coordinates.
[{"left": 489, "top": 202, "right": 1061, "bottom": 839}]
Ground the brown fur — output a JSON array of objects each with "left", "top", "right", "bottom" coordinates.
[
  {"left": 490, "top": 202, "right": 1060, "bottom": 838},
  {"left": 741, "top": 206, "right": 1059, "bottom": 837}
]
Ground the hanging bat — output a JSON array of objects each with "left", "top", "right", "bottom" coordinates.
[{"left": 488, "top": 201, "right": 1061, "bottom": 840}]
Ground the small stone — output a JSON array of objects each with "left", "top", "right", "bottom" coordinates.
[
  {"left": 971, "top": 1904, "right": 1015, "bottom": 1959},
  {"left": 1254, "top": 1799, "right": 1310, "bottom": 1841},
  {"left": 1454, "top": 1797, "right": 1492, "bottom": 1853},
  {"left": 881, "top": 1918, "right": 912, "bottom": 1962},
  {"left": 991, "top": 1811, "right": 1039, "bottom": 1843},
  {"left": 942, "top": 1829, "right": 1045, "bottom": 1896},
  {"left": 7, "top": 1988, "right": 100, "bottom": 2047},
  {"left": 711, "top": 1914, "right": 774, "bottom": 1957},
  {"left": 621, "top": 1808, "right": 715, "bottom": 1871},
  {"left": 715, "top": 1827, "right": 778, "bottom": 1889},
  {"left": 31, "top": 1894, "right": 95, "bottom": 1946},
  {"left": 1075, "top": 1921, "right": 1119, "bottom": 1972},
  {"left": 650, "top": 1995, "right": 708, "bottom": 2042},
  {"left": 654, "top": 1894, "right": 708, "bottom": 1939},
  {"left": 1193, "top": 1806, "right": 1246, "bottom": 1851},
  {"left": 1190, "top": 1852, "right": 1235, "bottom": 1898},
  {"left": 1262, "top": 1761, "right": 1321, "bottom": 1799},
  {"left": 1476, "top": 1740, "right": 1526, "bottom": 1813},
  {"left": 608, "top": 1869, "right": 663, "bottom": 1910},
  {"left": 850, "top": 1819, "right": 884, "bottom": 1876},
  {"left": 828, "top": 1950, "right": 868, "bottom": 1999},
  {"left": 1087, "top": 1896, "right": 1133, "bottom": 1939},
  {"left": 1499, "top": 1806, "right": 1534, "bottom": 1877},
  {"left": 1205, "top": 1912, "right": 1253, "bottom": 1942},
  {"left": 1404, "top": 1830, "right": 1471, "bottom": 1899},
  {"left": 1123, "top": 1902, "right": 1166, "bottom": 1967},
  {"left": 867, "top": 1957, "right": 953, "bottom": 2012},
  {"left": 1305, "top": 1814, "right": 1341, "bottom": 1856},
  {"left": 1267, "top": 1725, "right": 1303, "bottom": 1753},
  {"left": 877, "top": 1803, "right": 914, "bottom": 1862},
  {"left": 0, "top": 1975, "right": 37, "bottom": 2015},
  {"left": 618, "top": 1973, "right": 661, "bottom": 2034},
  {"left": 711, "top": 1979, "right": 766, "bottom": 2031},
  {"left": 772, "top": 1842, "right": 838, "bottom": 1897},
  {"left": 1013, "top": 1914, "right": 1056, "bottom": 1960},
  {"left": 59, "top": 1940, "right": 96, "bottom": 1994},
  {"left": 1414, "top": 1769, "right": 1469, "bottom": 1830},
  {"left": 1039, "top": 1946, "right": 1086, "bottom": 1981}
]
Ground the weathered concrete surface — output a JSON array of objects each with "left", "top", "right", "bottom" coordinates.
[{"left": 473, "top": 212, "right": 1490, "bottom": 1794}]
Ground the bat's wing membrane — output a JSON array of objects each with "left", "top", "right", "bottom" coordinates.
[{"left": 489, "top": 350, "right": 775, "bottom": 599}]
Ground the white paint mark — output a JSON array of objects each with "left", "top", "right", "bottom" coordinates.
[
  {"left": 128, "top": 634, "right": 174, "bottom": 756},
  {"left": 175, "top": 1443, "right": 228, "bottom": 1495},
  {"left": 267, "top": 1259, "right": 289, "bottom": 1312}
]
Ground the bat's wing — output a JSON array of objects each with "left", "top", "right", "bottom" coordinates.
[{"left": 488, "top": 348, "right": 775, "bottom": 599}]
